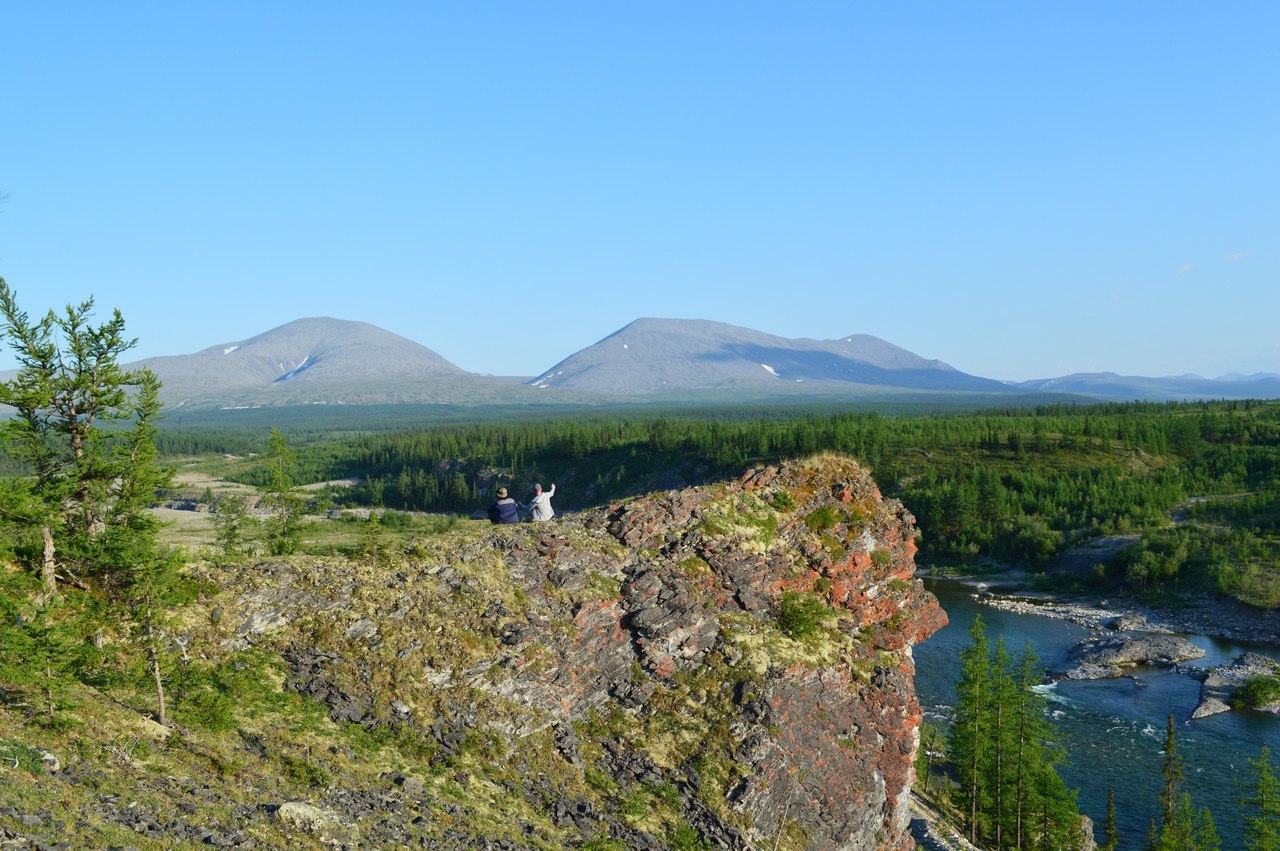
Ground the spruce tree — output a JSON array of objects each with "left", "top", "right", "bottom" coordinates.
[
  {"left": 1033, "top": 749, "right": 1080, "bottom": 851},
  {"left": 261, "top": 427, "right": 304, "bottom": 555},
  {"left": 1153, "top": 714, "right": 1218, "bottom": 850},
  {"left": 989, "top": 635, "right": 1016, "bottom": 848},
  {"left": 211, "top": 494, "right": 254, "bottom": 562},
  {"left": 951, "top": 622, "right": 1082, "bottom": 849},
  {"left": 1102, "top": 787, "right": 1120, "bottom": 851},
  {"left": 951, "top": 614, "right": 992, "bottom": 843},
  {"left": 1011, "top": 641, "right": 1052, "bottom": 848},
  {"left": 1245, "top": 746, "right": 1280, "bottom": 851},
  {"left": 0, "top": 279, "right": 141, "bottom": 594},
  {"left": 0, "top": 282, "right": 178, "bottom": 722},
  {"left": 1193, "top": 805, "right": 1220, "bottom": 851},
  {"left": 1160, "top": 714, "right": 1184, "bottom": 828},
  {"left": 95, "top": 370, "right": 178, "bottom": 724}
]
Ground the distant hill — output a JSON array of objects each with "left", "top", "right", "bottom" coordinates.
[
  {"left": 23, "top": 315, "right": 1262, "bottom": 413},
  {"left": 527, "top": 318, "right": 1014, "bottom": 396},
  {"left": 132, "top": 317, "right": 594, "bottom": 410},
  {"left": 1014, "top": 372, "right": 1280, "bottom": 402}
]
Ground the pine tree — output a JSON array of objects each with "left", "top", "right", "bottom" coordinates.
[
  {"left": 1102, "top": 787, "right": 1120, "bottom": 851},
  {"left": 211, "top": 494, "right": 254, "bottom": 562},
  {"left": 1152, "top": 714, "right": 1218, "bottom": 850},
  {"left": 261, "top": 427, "right": 304, "bottom": 555},
  {"left": 1160, "top": 714, "right": 1184, "bottom": 827},
  {"left": 989, "top": 635, "right": 1016, "bottom": 848},
  {"left": 1011, "top": 641, "right": 1052, "bottom": 848},
  {"left": 1245, "top": 746, "right": 1280, "bottom": 851},
  {"left": 951, "top": 614, "right": 992, "bottom": 843},
  {"left": 0, "top": 279, "right": 141, "bottom": 594},
  {"left": 99, "top": 371, "right": 179, "bottom": 724}
]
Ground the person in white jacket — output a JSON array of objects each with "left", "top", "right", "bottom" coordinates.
[{"left": 528, "top": 482, "right": 556, "bottom": 521}]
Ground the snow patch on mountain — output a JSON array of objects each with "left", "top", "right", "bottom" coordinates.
[{"left": 276, "top": 355, "right": 312, "bottom": 381}]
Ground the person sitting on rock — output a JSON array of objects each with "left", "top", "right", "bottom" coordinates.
[
  {"left": 528, "top": 482, "right": 556, "bottom": 521},
  {"left": 487, "top": 486, "right": 521, "bottom": 524}
]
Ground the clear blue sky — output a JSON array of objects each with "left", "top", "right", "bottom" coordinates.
[{"left": 2, "top": 2, "right": 1276, "bottom": 380}]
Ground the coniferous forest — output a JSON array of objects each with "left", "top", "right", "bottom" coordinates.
[{"left": 152, "top": 397, "right": 1280, "bottom": 608}]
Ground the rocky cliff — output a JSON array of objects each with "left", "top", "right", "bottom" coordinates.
[
  {"left": 0, "top": 454, "right": 944, "bottom": 850},
  {"left": 223, "top": 454, "right": 944, "bottom": 849}
]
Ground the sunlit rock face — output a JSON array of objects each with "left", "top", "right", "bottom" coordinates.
[{"left": 229, "top": 454, "right": 945, "bottom": 850}]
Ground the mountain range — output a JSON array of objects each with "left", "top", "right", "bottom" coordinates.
[
  {"left": 120, "top": 316, "right": 1280, "bottom": 410},
  {"left": 128, "top": 318, "right": 600, "bottom": 410},
  {"left": 528, "top": 318, "right": 1011, "bottom": 394},
  {"left": 1013, "top": 371, "right": 1280, "bottom": 401}
]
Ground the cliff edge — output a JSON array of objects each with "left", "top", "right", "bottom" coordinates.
[
  {"left": 228, "top": 454, "right": 945, "bottom": 849},
  {"left": 0, "top": 454, "right": 945, "bottom": 850}
]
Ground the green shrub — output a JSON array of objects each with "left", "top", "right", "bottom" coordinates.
[
  {"left": 167, "top": 652, "right": 308, "bottom": 731},
  {"left": 174, "top": 683, "right": 237, "bottom": 732},
  {"left": 1232, "top": 672, "right": 1280, "bottom": 709},
  {"left": 776, "top": 592, "right": 831, "bottom": 639},
  {"left": 820, "top": 534, "right": 847, "bottom": 560},
  {"left": 279, "top": 752, "right": 332, "bottom": 788},
  {"left": 665, "top": 822, "right": 711, "bottom": 851},
  {"left": 804, "top": 505, "right": 840, "bottom": 533},
  {"left": 769, "top": 491, "right": 795, "bottom": 511},
  {"left": 582, "top": 839, "right": 628, "bottom": 851}
]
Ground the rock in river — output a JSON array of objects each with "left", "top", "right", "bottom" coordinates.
[
  {"left": 1192, "top": 652, "right": 1280, "bottom": 719},
  {"left": 1061, "top": 631, "right": 1205, "bottom": 679}
]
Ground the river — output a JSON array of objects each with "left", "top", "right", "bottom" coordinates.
[{"left": 915, "top": 578, "right": 1280, "bottom": 850}]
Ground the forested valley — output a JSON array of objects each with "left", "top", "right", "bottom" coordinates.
[{"left": 151, "top": 398, "right": 1280, "bottom": 609}]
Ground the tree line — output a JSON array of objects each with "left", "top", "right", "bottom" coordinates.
[{"left": 148, "top": 396, "right": 1280, "bottom": 607}]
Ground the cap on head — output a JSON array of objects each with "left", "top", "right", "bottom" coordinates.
[{"left": 496, "top": 486, "right": 509, "bottom": 498}]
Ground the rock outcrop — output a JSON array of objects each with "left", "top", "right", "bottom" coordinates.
[
  {"left": 1060, "top": 632, "right": 1205, "bottom": 680},
  {"left": 223, "top": 454, "right": 945, "bottom": 850},
  {"left": 1191, "top": 652, "right": 1280, "bottom": 719}
]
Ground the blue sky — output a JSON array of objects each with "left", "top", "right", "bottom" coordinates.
[{"left": 1, "top": 2, "right": 1276, "bottom": 380}]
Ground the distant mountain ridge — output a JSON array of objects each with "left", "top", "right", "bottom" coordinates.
[
  {"left": 1014, "top": 372, "right": 1280, "bottom": 402},
  {"left": 70, "top": 315, "right": 1277, "bottom": 410},
  {"left": 131, "top": 317, "right": 589, "bottom": 409},
  {"left": 528, "top": 318, "right": 1012, "bottom": 395}
]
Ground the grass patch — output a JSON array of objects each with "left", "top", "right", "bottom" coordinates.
[
  {"left": 0, "top": 740, "right": 46, "bottom": 774},
  {"left": 804, "top": 505, "right": 840, "bottom": 533},
  {"left": 776, "top": 592, "right": 832, "bottom": 639}
]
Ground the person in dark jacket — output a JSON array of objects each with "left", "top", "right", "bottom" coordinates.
[{"left": 487, "top": 486, "right": 521, "bottom": 524}]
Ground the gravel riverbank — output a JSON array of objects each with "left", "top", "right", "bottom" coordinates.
[{"left": 935, "top": 573, "right": 1280, "bottom": 647}]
